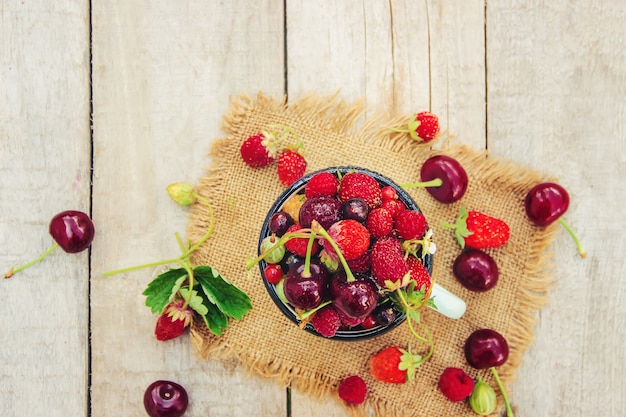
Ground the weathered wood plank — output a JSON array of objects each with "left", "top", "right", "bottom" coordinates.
[
  {"left": 90, "top": 1, "right": 286, "bottom": 415},
  {"left": 0, "top": 1, "right": 91, "bottom": 416},
  {"left": 487, "top": 2, "right": 626, "bottom": 416}
]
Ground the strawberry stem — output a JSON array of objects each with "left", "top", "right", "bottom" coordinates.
[
  {"left": 103, "top": 191, "right": 215, "bottom": 277},
  {"left": 400, "top": 178, "right": 443, "bottom": 189},
  {"left": 490, "top": 367, "right": 514, "bottom": 417},
  {"left": 174, "top": 232, "right": 196, "bottom": 309},
  {"left": 3, "top": 242, "right": 60, "bottom": 279},
  {"left": 557, "top": 217, "right": 586, "bottom": 258}
]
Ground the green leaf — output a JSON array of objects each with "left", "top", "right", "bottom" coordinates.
[
  {"left": 142, "top": 268, "right": 188, "bottom": 314},
  {"left": 197, "top": 289, "right": 228, "bottom": 336},
  {"left": 194, "top": 265, "right": 252, "bottom": 320},
  {"left": 169, "top": 275, "right": 188, "bottom": 303},
  {"left": 179, "top": 287, "right": 209, "bottom": 316}
]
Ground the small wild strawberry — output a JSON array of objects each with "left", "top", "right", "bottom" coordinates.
[
  {"left": 240, "top": 132, "right": 277, "bottom": 168},
  {"left": 389, "top": 111, "right": 440, "bottom": 142},
  {"left": 305, "top": 171, "right": 339, "bottom": 197},
  {"left": 370, "top": 236, "right": 409, "bottom": 287},
  {"left": 443, "top": 206, "right": 510, "bottom": 249},
  {"left": 369, "top": 345, "right": 424, "bottom": 384},
  {"left": 337, "top": 172, "right": 383, "bottom": 209},
  {"left": 321, "top": 219, "right": 371, "bottom": 261},
  {"left": 154, "top": 301, "right": 193, "bottom": 341},
  {"left": 277, "top": 149, "right": 307, "bottom": 186}
]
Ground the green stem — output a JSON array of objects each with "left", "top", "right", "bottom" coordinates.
[
  {"left": 4, "top": 243, "right": 60, "bottom": 278},
  {"left": 400, "top": 178, "right": 443, "bottom": 189},
  {"left": 103, "top": 192, "right": 216, "bottom": 277},
  {"left": 302, "top": 229, "right": 318, "bottom": 278},
  {"left": 312, "top": 221, "right": 355, "bottom": 282},
  {"left": 246, "top": 231, "right": 312, "bottom": 269},
  {"left": 175, "top": 233, "right": 195, "bottom": 309},
  {"left": 388, "top": 127, "right": 410, "bottom": 134},
  {"left": 490, "top": 367, "right": 514, "bottom": 417},
  {"left": 558, "top": 217, "right": 586, "bottom": 258},
  {"left": 394, "top": 289, "right": 430, "bottom": 345}
]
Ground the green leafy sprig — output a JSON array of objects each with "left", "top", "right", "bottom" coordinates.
[{"left": 104, "top": 182, "right": 252, "bottom": 337}]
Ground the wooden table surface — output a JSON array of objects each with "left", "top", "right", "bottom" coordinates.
[{"left": 2, "top": 1, "right": 625, "bottom": 416}]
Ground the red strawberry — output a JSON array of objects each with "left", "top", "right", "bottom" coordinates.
[
  {"left": 337, "top": 172, "right": 382, "bottom": 209},
  {"left": 438, "top": 367, "right": 475, "bottom": 402},
  {"left": 305, "top": 172, "right": 339, "bottom": 198},
  {"left": 406, "top": 256, "right": 431, "bottom": 293},
  {"left": 390, "top": 111, "right": 440, "bottom": 142},
  {"left": 370, "top": 237, "right": 409, "bottom": 287},
  {"left": 443, "top": 206, "right": 510, "bottom": 249},
  {"left": 369, "top": 346, "right": 423, "bottom": 384},
  {"left": 154, "top": 301, "right": 193, "bottom": 341},
  {"left": 394, "top": 210, "right": 428, "bottom": 240},
  {"left": 277, "top": 149, "right": 307, "bottom": 186},
  {"left": 366, "top": 207, "right": 393, "bottom": 238},
  {"left": 310, "top": 305, "right": 342, "bottom": 337},
  {"left": 321, "top": 219, "right": 370, "bottom": 261},
  {"left": 338, "top": 375, "right": 367, "bottom": 405},
  {"left": 240, "top": 132, "right": 277, "bottom": 167},
  {"left": 284, "top": 224, "right": 319, "bottom": 257}
]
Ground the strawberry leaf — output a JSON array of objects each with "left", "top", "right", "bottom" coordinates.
[
  {"left": 143, "top": 268, "right": 188, "bottom": 314},
  {"left": 169, "top": 274, "right": 188, "bottom": 303},
  {"left": 194, "top": 265, "right": 252, "bottom": 320},
  {"left": 196, "top": 288, "right": 229, "bottom": 336},
  {"left": 179, "top": 287, "right": 209, "bottom": 316}
]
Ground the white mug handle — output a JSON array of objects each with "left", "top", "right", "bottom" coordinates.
[{"left": 428, "top": 283, "right": 467, "bottom": 319}]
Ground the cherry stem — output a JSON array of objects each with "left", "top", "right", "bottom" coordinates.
[
  {"left": 311, "top": 221, "right": 356, "bottom": 282},
  {"left": 4, "top": 243, "right": 60, "bottom": 279},
  {"left": 558, "top": 217, "right": 586, "bottom": 258},
  {"left": 102, "top": 192, "right": 215, "bottom": 277},
  {"left": 400, "top": 178, "right": 443, "bottom": 189},
  {"left": 490, "top": 366, "right": 514, "bottom": 417},
  {"left": 245, "top": 231, "right": 312, "bottom": 269},
  {"left": 301, "top": 229, "right": 318, "bottom": 278}
]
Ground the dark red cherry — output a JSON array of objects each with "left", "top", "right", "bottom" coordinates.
[
  {"left": 525, "top": 182, "right": 569, "bottom": 226},
  {"left": 419, "top": 155, "right": 468, "bottom": 203},
  {"left": 464, "top": 328, "right": 509, "bottom": 369},
  {"left": 269, "top": 211, "right": 294, "bottom": 236},
  {"left": 341, "top": 198, "right": 369, "bottom": 223},
  {"left": 329, "top": 271, "right": 379, "bottom": 319},
  {"left": 143, "top": 380, "right": 188, "bottom": 417},
  {"left": 49, "top": 210, "right": 95, "bottom": 253},
  {"left": 453, "top": 249, "right": 499, "bottom": 292},
  {"left": 298, "top": 195, "right": 342, "bottom": 229},
  {"left": 283, "top": 259, "right": 330, "bottom": 310}
]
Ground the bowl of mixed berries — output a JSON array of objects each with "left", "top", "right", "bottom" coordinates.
[{"left": 254, "top": 167, "right": 436, "bottom": 340}]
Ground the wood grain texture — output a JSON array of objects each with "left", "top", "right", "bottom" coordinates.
[
  {"left": 2, "top": 0, "right": 625, "bottom": 416},
  {"left": 0, "top": 1, "right": 91, "bottom": 416},
  {"left": 90, "top": 1, "right": 285, "bottom": 416}
]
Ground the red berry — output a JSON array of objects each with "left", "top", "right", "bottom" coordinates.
[
  {"left": 394, "top": 210, "right": 428, "bottom": 240},
  {"left": 240, "top": 133, "right": 275, "bottom": 168},
  {"left": 322, "top": 220, "right": 370, "bottom": 261},
  {"left": 310, "top": 305, "right": 342, "bottom": 337},
  {"left": 413, "top": 111, "right": 440, "bottom": 142},
  {"left": 370, "top": 237, "right": 409, "bottom": 287},
  {"left": 345, "top": 250, "right": 371, "bottom": 273},
  {"left": 438, "top": 367, "right": 475, "bottom": 402},
  {"left": 263, "top": 264, "right": 283, "bottom": 284},
  {"left": 381, "top": 185, "right": 398, "bottom": 201},
  {"left": 277, "top": 150, "right": 307, "bottom": 186},
  {"left": 380, "top": 199, "right": 405, "bottom": 218},
  {"left": 337, "top": 375, "right": 367, "bottom": 405},
  {"left": 338, "top": 172, "right": 382, "bottom": 209},
  {"left": 305, "top": 172, "right": 339, "bottom": 197},
  {"left": 366, "top": 207, "right": 393, "bottom": 238},
  {"left": 284, "top": 224, "right": 319, "bottom": 257},
  {"left": 406, "top": 256, "right": 431, "bottom": 293},
  {"left": 154, "top": 302, "right": 192, "bottom": 341},
  {"left": 360, "top": 314, "right": 378, "bottom": 330}
]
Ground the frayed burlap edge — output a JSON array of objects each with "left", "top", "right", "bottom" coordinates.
[{"left": 188, "top": 92, "right": 559, "bottom": 417}]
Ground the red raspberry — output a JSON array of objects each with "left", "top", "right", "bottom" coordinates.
[
  {"left": 305, "top": 172, "right": 339, "bottom": 198},
  {"left": 366, "top": 207, "right": 393, "bottom": 238},
  {"left": 338, "top": 375, "right": 367, "bottom": 405},
  {"left": 284, "top": 224, "right": 319, "bottom": 257},
  {"left": 395, "top": 210, "right": 428, "bottom": 240},
  {"left": 438, "top": 367, "right": 475, "bottom": 402},
  {"left": 346, "top": 250, "right": 371, "bottom": 273},
  {"left": 310, "top": 305, "right": 341, "bottom": 337},
  {"left": 381, "top": 198, "right": 406, "bottom": 219}
]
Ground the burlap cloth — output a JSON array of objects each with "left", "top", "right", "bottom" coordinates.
[{"left": 187, "top": 93, "right": 558, "bottom": 417}]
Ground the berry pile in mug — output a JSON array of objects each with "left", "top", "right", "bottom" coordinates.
[{"left": 250, "top": 169, "right": 437, "bottom": 340}]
